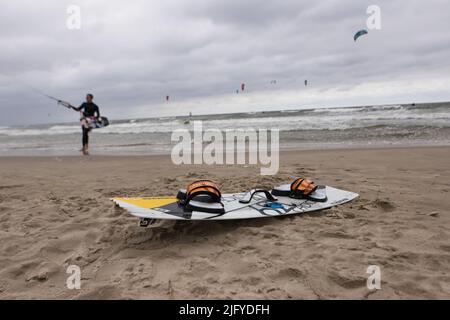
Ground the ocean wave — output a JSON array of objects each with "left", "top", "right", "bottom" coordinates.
[
  {"left": 312, "top": 106, "right": 366, "bottom": 113},
  {"left": 0, "top": 126, "right": 80, "bottom": 137},
  {"left": 370, "top": 104, "right": 404, "bottom": 110},
  {"left": 280, "top": 110, "right": 300, "bottom": 113},
  {"left": 1, "top": 104, "right": 449, "bottom": 137}
]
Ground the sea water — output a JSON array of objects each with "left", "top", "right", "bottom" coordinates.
[{"left": 0, "top": 102, "right": 449, "bottom": 156}]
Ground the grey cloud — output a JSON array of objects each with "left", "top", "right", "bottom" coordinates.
[{"left": 0, "top": 0, "right": 450, "bottom": 125}]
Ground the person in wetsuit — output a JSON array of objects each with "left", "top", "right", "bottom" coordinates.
[{"left": 75, "top": 94, "right": 100, "bottom": 155}]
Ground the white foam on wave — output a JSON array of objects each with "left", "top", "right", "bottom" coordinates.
[
  {"left": 0, "top": 125, "right": 80, "bottom": 136},
  {"left": 312, "top": 107, "right": 365, "bottom": 113}
]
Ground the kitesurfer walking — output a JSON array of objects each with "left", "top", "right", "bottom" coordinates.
[{"left": 75, "top": 94, "right": 100, "bottom": 155}]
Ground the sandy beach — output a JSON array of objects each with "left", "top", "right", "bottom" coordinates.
[{"left": 0, "top": 146, "right": 449, "bottom": 299}]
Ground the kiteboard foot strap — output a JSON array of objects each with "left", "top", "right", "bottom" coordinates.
[
  {"left": 178, "top": 180, "right": 225, "bottom": 214},
  {"left": 239, "top": 189, "right": 277, "bottom": 204},
  {"left": 271, "top": 178, "right": 328, "bottom": 202}
]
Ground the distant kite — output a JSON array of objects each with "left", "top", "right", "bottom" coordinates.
[{"left": 354, "top": 29, "right": 368, "bottom": 42}]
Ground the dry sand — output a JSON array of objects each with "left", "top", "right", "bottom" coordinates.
[{"left": 0, "top": 147, "right": 449, "bottom": 299}]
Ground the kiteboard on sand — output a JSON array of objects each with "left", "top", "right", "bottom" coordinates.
[{"left": 112, "top": 186, "right": 358, "bottom": 226}]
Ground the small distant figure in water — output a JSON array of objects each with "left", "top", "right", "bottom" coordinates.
[
  {"left": 166, "top": 95, "right": 170, "bottom": 101},
  {"left": 75, "top": 94, "right": 100, "bottom": 156},
  {"left": 183, "top": 112, "right": 192, "bottom": 125}
]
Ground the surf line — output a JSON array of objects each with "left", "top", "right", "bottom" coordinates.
[{"left": 171, "top": 121, "right": 279, "bottom": 175}]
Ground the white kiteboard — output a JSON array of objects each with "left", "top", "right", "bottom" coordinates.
[{"left": 112, "top": 186, "right": 358, "bottom": 222}]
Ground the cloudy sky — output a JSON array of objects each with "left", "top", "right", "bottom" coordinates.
[{"left": 1, "top": 0, "right": 450, "bottom": 125}]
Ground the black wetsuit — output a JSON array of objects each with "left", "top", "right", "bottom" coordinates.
[{"left": 76, "top": 102, "right": 100, "bottom": 148}]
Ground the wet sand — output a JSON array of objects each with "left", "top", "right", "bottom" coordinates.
[{"left": 0, "top": 147, "right": 449, "bottom": 299}]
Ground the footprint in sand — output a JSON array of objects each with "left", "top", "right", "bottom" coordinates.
[
  {"left": 327, "top": 270, "right": 366, "bottom": 290},
  {"left": 276, "top": 267, "right": 306, "bottom": 279},
  {"left": 4, "top": 261, "right": 40, "bottom": 279},
  {"left": 25, "top": 262, "right": 60, "bottom": 283},
  {"left": 191, "top": 285, "right": 209, "bottom": 297},
  {"left": 76, "top": 285, "right": 124, "bottom": 299},
  {"left": 319, "top": 231, "right": 357, "bottom": 240},
  {"left": 370, "top": 199, "right": 396, "bottom": 212}
]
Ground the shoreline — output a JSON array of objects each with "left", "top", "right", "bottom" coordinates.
[{"left": 1, "top": 143, "right": 449, "bottom": 158}]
